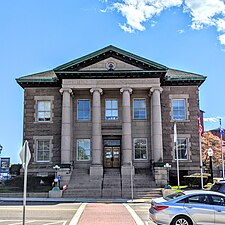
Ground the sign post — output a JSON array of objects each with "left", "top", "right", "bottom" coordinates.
[
  {"left": 208, "top": 148, "right": 213, "bottom": 184},
  {"left": 19, "top": 140, "right": 31, "bottom": 225}
]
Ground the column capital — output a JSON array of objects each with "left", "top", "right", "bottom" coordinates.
[
  {"left": 90, "top": 88, "right": 103, "bottom": 95},
  {"left": 120, "top": 87, "right": 133, "bottom": 94},
  {"left": 149, "top": 86, "right": 163, "bottom": 95},
  {"left": 59, "top": 88, "right": 73, "bottom": 96}
]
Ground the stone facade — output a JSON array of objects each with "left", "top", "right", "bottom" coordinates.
[{"left": 17, "top": 45, "right": 206, "bottom": 188}]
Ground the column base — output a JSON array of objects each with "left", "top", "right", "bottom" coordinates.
[
  {"left": 154, "top": 167, "right": 167, "bottom": 187},
  {"left": 90, "top": 165, "right": 103, "bottom": 177},
  {"left": 121, "top": 165, "right": 135, "bottom": 176}
]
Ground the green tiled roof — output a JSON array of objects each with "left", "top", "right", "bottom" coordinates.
[
  {"left": 16, "top": 70, "right": 58, "bottom": 87},
  {"left": 16, "top": 46, "right": 206, "bottom": 88}
]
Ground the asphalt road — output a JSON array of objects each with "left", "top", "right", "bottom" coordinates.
[{"left": 0, "top": 201, "right": 155, "bottom": 225}]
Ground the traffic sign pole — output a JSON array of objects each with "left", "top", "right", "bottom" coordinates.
[{"left": 20, "top": 140, "right": 31, "bottom": 225}]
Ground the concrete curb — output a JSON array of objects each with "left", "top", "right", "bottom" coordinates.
[{"left": 0, "top": 197, "right": 152, "bottom": 203}]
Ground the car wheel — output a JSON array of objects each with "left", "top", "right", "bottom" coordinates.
[{"left": 171, "top": 216, "right": 193, "bottom": 225}]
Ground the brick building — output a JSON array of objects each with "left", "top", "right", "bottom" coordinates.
[{"left": 16, "top": 46, "right": 206, "bottom": 198}]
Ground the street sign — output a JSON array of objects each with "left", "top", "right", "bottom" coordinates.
[
  {"left": 19, "top": 140, "right": 31, "bottom": 168},
  {"left": 208, "top": 148, "right": 213, "bottom": 157}
]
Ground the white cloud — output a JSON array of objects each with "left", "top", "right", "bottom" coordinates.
[
  {"left": 204, "top": 117, "right": 219, "bottom": 123},
  {"left": 219, "top": 33, "right": 225, "bottom": 45},
  {"left": 204, "top": 116, "right": 225, "bottom": 123},
  {"left": 100, "top": 0, "right": 225, "bottom": 45}
]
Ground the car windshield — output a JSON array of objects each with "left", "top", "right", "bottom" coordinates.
[{"left": 164, "top": 192, "right": 185, "bottom": 200}]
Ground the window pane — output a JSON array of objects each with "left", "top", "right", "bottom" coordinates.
[
  {"left": 105, "top": 100, "right": 118, "bottom": 120},
  {"left": 111, "top": 100, "right": 118, "bottom": 108},
  {"left": 106, "top": 100, "right": 111, "bottom": 109},
  {"left": 172, "top": 99, "right": 186, "bottom": 120},
  {"left": 134, "top": 99, "right": 146, "bottom": 120},
  {"left": 38, "top": 101, "right": 45, "bottom": 111},
  {"left": 78, "top": 100, "right": 90, "bottom": 120},
  {"left": 175, "top": 138, "right": 188, "bottom": 160},
  {"left": 36, "top": 140, "right": 50, "bottom": 162},
  {"left": 134, "top": 138, "right": 147, "bottom": 160},
  {"left": 77, "top": 139, "right": 90, "bottom": 161},
  {"left": 37, "top": 101, "right": 51, "bottom": 121},
  {"left": 45, "top": 102, "right": 51, "bottom": 111}
]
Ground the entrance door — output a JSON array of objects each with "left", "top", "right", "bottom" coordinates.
[{"left": 104, "top": 147, "right": 120, "bottom": 168}]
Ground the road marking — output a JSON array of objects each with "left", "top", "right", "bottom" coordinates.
[
  {"left": 123, "top": 203, "right": 145, "bottom": 225},
  {"left": 69, "top": 203, "right": 87, "bottom": 225},
  {"left": 0, "top": 220, "right": 67, "bottom": 225}
]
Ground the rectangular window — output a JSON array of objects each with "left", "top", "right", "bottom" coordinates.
[
  {"left": 37, "top": 100, "right": 51, "bottom": 121},
  {"left": 172, "top": 99, "right": 186, "bottom": 120},
  {"left": 133, "top": 99, "right": 146, "bottom": 120},
  {"left": 105, "top": 99, "right": 118, "bottom": 120},
  {"left": 175, "top": 138, "right": 188, "bottom": 160},
  {"left": 77, "top": 100, "right": 90, "bottom": 120},
  {"left": 134, "top": 138, "right": 147, "bottom": 160},
  {"left": 77, "top": 139, "right": 90, "bottom": 161},
  {"left": 36, "top": 140, "right": 50, "bottom": 162}
]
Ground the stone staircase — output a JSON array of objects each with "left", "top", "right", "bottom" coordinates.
[
  {"left": 102, "top": 168, "right": 122, "bottom": 198},
  {"left": 62, "top": 168, "right": 102, "bottom": 198},
  {"left": 63, "top": 167, "right": 162, "bottom": 199}
]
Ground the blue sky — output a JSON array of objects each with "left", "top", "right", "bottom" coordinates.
[{"left": 1, "top": 0, "right": 225, "bottom": 163}]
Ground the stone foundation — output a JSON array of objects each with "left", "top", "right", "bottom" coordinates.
[{"left": 154, "top": 167, "right": 167, "bottom": 187}]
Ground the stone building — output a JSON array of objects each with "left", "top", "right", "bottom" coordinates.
[{"left": 17, "top": 45, "right": 206, "bottom": 197}]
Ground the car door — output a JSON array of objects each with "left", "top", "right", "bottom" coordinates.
[
  {"left": 211, "top": 194, "right": 225, "bottom": 224},
  {"left": 184, "top": 194, "right": 214, "bottom": 225}
]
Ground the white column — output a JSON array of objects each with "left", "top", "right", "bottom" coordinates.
[
  {"left": 59, "top": 88, "right": 73, "bottom": 164},
  {"left": 150, "top": 87, "right": 163, "bottom": 163},
  {"left": 120, "top": 88, "right": 133, "bottom": 167},
  {"left": 90, "top": 88, "right": 103, "bottom": 176}
]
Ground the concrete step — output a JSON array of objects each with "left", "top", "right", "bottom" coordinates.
[{"left": 102, "top": 188, "right": 122, "bottom": 198}]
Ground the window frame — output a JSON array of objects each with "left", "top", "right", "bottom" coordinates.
[
  {"left": 35, "top": 139, "right": 51, "bottom": 163},
  {"left": 172, "top": 98, "right": 187, "bottom": 121},
  {"left": 76, "top": 139, "right": 91, "bottom": 161},
  {"left": 133, "top": 138, "right": 148, "bottom": 160},
  {"left": 105, "top": 99, "right": 119, "bottom": 120},
  {"left": 174, "top": 137, "right": 188, "bottom": 160},
  {"left": 34, "top": 96, "right": 54, "bottom": 123},
  {"left": 36, "top": 100, "right": 52, "bottom": 122},
  {"left": 77, "top": 99, "right": 91, "bottom": 121},
  {"left": 133, "top": 98, "right": 147, "bottom": 120}
]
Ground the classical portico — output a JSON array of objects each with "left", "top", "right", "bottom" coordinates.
[{"left": 60, "top": 78, "right": 164, "bottom": 177}]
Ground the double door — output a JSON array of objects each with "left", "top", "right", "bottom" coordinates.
[{"left": 104, "top": 147, "right": 120, "bottom": 168}]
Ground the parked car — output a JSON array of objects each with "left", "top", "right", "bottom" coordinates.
[
  {"left": 149, "top": 190, "right": 225, "bottom": 225},
  {"left": 210, "top": 180, "right": 225, "bottom": 194}
]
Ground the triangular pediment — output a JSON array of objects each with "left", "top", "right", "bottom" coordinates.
[
  {"left": 80, "top": 57, "right": 142, "bottom": 71},
  {"left": 54, "top": 45, "right": 167, "bottom": 73}
]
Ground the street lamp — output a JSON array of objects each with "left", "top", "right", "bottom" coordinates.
[
  {"left": 53, "top": 165, "right": 60, "bottom": 179},
  {"left": 208, "top": 148, "right": 213, "bottom": 183},
  {"left": 164, "top": 163, "right": 171, "bottom": 186}
]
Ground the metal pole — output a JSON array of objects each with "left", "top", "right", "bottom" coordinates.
[
  {"left": 130, "top": 161, "right": 134, "bottom": 201},
  {"left": 199, "top": 134, "right": 204, "bottom": 189},
  {"left": 23, "top": 141, "right": 28, "bottom": 225},
  {"left": 220, "top": 119, "right": 224, "bottom": 180},
  {"left": 174, "top": 121, "right": 180, "bottom": 189},
  {"left": 209, "top": 155, "right": 213, "bottom": 183},
  {"left": 175, "top": 142, "right": 180, "bottom": 189}
]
